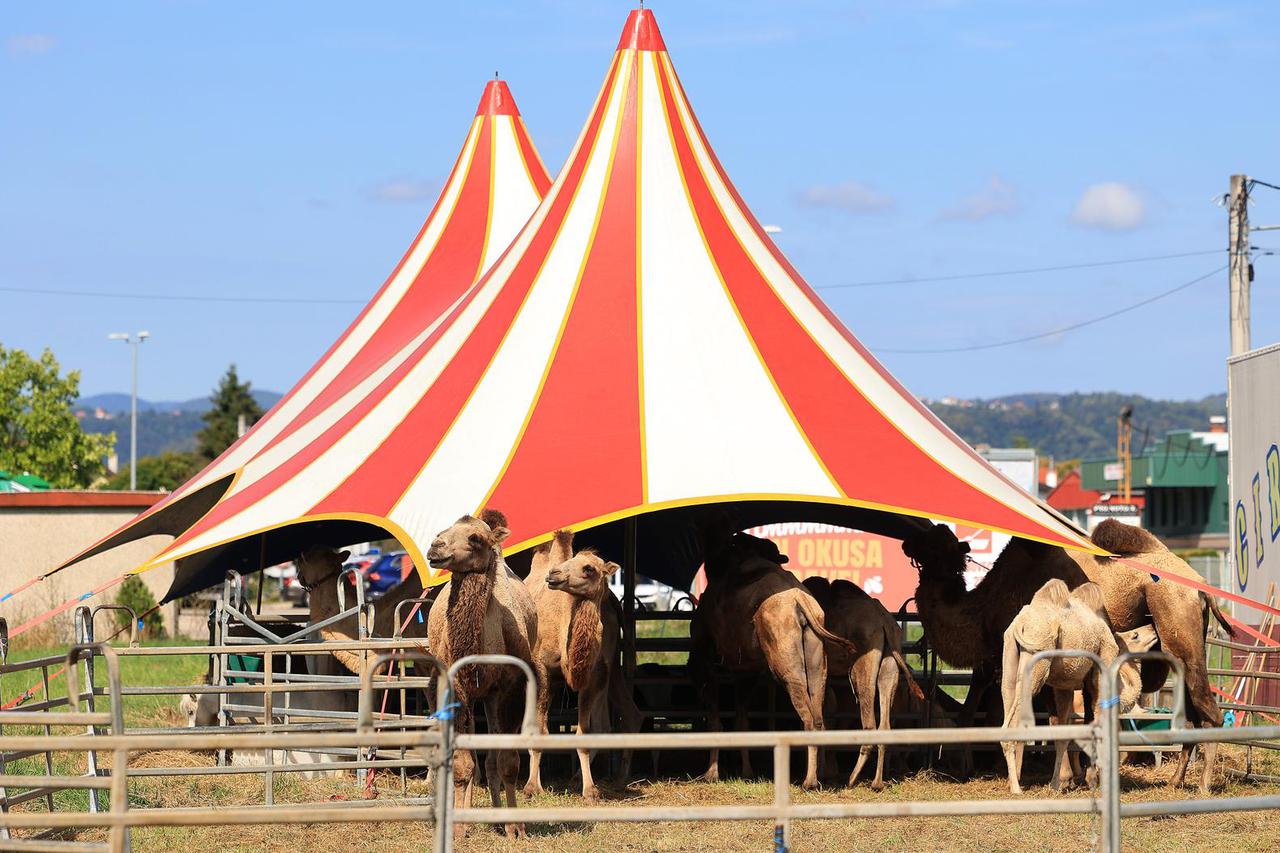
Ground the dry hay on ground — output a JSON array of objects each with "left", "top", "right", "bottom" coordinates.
[{"left": 17, "top": 745, "right": 1280, "bottom": 852}]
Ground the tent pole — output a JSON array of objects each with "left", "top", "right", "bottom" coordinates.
[
  {"left": 623, "top": 517, "right": 638, "bottom": 679},
  {"left": 255, "top": 533, "right": 267, "bottom": 617}
]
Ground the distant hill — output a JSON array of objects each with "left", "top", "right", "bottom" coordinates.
[
  {"left": 925, "top": 392, "right": 1228, "bottom": 461},
  {"left": 73, "top": 389, "right": 1225, "bottom": 467},
  {"left": 76, "top": 390, "right": 282, "bottom": 464}
]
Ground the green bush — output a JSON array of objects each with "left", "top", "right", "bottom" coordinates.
[{"left": 115, "top": 576, "right": 165, "bottom": 640}]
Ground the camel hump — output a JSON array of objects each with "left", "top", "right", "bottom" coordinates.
[
  {"left": 1091, "top": 519, "right": 1162, "bottom": 556},
  {"left": 1070, "top": 582, "right": 1106, "bottom": 617},
  {"left": 1032, "top": 577, "right": 1071, "bottom": 608}
]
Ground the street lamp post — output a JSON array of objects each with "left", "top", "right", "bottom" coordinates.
[{"left": 108, "top": 331, "right": 150, "bottom": 489}]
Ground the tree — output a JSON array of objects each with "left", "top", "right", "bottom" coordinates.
[
  {"left": 196, "top": 364, "right": 263, "bottom": 461},
  {"left": 0, "top": 344, "right": 115, "bottom": 487},
  {"left": 104, "top": 451, "right": 202, "bottom": 491}
]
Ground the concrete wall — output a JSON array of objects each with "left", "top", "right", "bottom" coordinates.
[{"left": 0, "top": 495, "right": 176, "bottom": 647}]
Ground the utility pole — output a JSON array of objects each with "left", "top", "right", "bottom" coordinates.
[
  {"left": 108, "top": 331, "right": 150, "bottom": 489},
  {"left": 1229, "top": 174, "right": 1252, "bottom": 357}
]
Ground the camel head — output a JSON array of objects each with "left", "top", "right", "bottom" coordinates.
[
  {"left": 296, "top": 546, "right": 350, "bottom": 590},
  {"left": 546, "top": 549, "right": 619, "bottom": 600},
  {"left": 426, "top": 515, "right": 509, "bottom": 575},
  {"left": 1115, "top": 623, "right": 1160, "bottom": 711},
  {"left": 901, "top": 523, "right": 969, "bottom": 580},
  {"left": 731, "top": 532, "right": 789, "bottom": 565}
]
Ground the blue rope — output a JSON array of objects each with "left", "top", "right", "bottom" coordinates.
[
  {"left": 774, "top": 824, "right": 786, "bottom": 853},
  {"left": 78, "top": 592, "right": 94, "bottom": 601},
  {"left": 1223, "top": 710, "right": 1236, "bottom": 727},
  {"left": 430, "top": 701, "right": 462, "bottom": 722},
  {"left": 416, "top": 609, "right": 424, "bottom": 624},
  {"left": 1098, "top": 696, "right": 1120, "bottom": 709}
]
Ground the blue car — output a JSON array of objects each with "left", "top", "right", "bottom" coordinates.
[{"left": 362, "top": 551, "right": 414, "bottom": 600}]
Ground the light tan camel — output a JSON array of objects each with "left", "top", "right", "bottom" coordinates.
[
  {"left": 690, "top": 532, "right": 856, "bottom": 790},
  {"left": 999, "top": 579, "right": 1160, "bottom": 794},
  {"left": 1066, "top": 520, "right": 1231, "bottom": 794},
  {"left": 803, "top": 577, "right": 924, "bottom": 790},
  {"left": 425, "top": 514, "right": 540, "bottom": 840},
  {"left": 295, "top": 546, "right": 430, "bottom": 675},
  {"left": 522, "top": 530, "right": 641, "bottom": 802},
  {"left": 902, "top": 524, "right": 1091, "bottom": 733}
]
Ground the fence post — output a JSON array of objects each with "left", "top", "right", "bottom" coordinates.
[
  {"left": 772, "top": 743, "right": 791, "bottom": 852},
  {"left": 1099, "top": 685, "right": 1120, "bottom": 853}
]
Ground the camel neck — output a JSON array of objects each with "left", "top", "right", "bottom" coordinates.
[
  {"left": 563, "top": 596, "right": 603, "bottom": 692},
  {"left": 445, "top": 564, "right": 497, "bottom": 697}
]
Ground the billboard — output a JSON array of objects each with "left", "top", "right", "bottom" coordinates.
[
  {"left": 691, "top": 522, "right": 1011, "bottom": 611},
  {"left": 1228, "top": 343, "right": 1280, "bottom": 607}
]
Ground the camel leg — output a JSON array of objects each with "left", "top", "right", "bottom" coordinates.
[
  {"left": 486, "top": 691, "right": 526, "bottom": 840},
  {"left": 522, "top": 665, "right": 551, "bottom": 798},
  {"left": 847, "top": 651, "right": 881, "bottom": 788},
  {"left": 785, "top": 624, "right": 828, "bottom": 791},
  {"left": 999, "top": 651, "right": 1030, "bottom": 795},
  {"left": 1151, "top": 588, "right": 1221, "bottom": 794},
  {"left": 699, "top": 676, "right": 724, "bottom": 784},
  {"left": 735, "top": 680, "right": 755, "bottom": 779},
  {"left": 957, "top": 660, "right": 995, "bottom": 777},
  {"left": 577, "top": 682, "right": 605, "bottom": 803},
  {"left": 872, "top": 653, "right": 898, "bottom": 792},
  {"left": 607, "top": 660, "right": 642, "bottom": 784},
  {"left": 451, "top": 704, "right": 477, "bottom": 839},
  {"left": 1050, "top": 689, "right": 1076, "bottom": 793}
]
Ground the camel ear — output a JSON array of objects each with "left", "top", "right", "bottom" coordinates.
[
  {"left": 337, "top": 550, "right": 351, "bottom": 563},
  {"left": 490, "top": 526, "right": 511, "bottom": 545},
  {"left": 775, "top": 553, "right": 789, "bottom": 564},
  {"left": 959, "top": 540, "right": 971, "bottom": 555},
  {"left": 603, "top": 561, "right": 621, "bottom": 578}
]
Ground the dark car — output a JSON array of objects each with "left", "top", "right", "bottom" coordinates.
[{"left": 362, "top": 551, "right": 413, "bottom": 600}]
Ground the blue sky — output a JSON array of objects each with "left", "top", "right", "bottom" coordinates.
[{"left": 3, "top": 1, "right": 1277, "bottom": 402}]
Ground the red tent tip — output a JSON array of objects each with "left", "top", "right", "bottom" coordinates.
[
  {"left": 476, "top": 79, "right": 520, "bottom": 117},
  {"left": 617, "top": 8, "right": 666, "bottom": 52}
]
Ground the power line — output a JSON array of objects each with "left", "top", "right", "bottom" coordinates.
[
  {"left": 875, "top": 265, "right": 1226, "bottom": 354},
  {"left": 814, "top": 249, "right": 1224, "bottom": 290},
  {"left": 1, "top": 248, "right": 1230, "bottom": 305},
  {"left": 0, "top": 285, "right": 364, "bottom": 305}
]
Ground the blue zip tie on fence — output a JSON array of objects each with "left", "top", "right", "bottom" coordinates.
[
  {"left": 417, "top": 609, "right": 424, "bottom": 624},
  {"left": 774, "top": 823, "right": 786, "bottom": 853},
  {"left": 1223, "top": 710, "right": 1236, "bottom": 727},
  {"left": 0, "top": 593, "right": 11, "bottom": 602},
  {"left": 138, "top": 619, "right": 145, "bottom": 631},
  {"left": 1098, "top": 696, "right": 1120, "bottom": 709},
  {"left": 430, "top": 701, "right": 462, "bottom": 722},
  {"left": 78, "top": 592, "right": 94, "bottom": 601}
]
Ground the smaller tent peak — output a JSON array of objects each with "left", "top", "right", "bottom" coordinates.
[
  {"left": 476, "top": 78, "right": 520, "bottom": 117},
  {"left": 617, "top": 8, "right": 666, "bottom": 53}
]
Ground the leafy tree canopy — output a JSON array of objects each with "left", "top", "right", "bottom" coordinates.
[
  {"left": 0, "top": 344, "right": 115, "bottom": 487},
  {"left": 196, "top": 364, "right": 263, "bottom": 461},
  {"left": 104, "top": 450, "right": 201, "bottom": 491}
]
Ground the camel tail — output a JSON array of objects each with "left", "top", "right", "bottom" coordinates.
[
  {"left": 1205, "top": 594, "right": 1232, "bottom": 638},
  {"left": 794, "top": 594, "right": 858, "bottom": 657},
  {"left": 887, "top": 638, "right": 925, "bottom": 702}
]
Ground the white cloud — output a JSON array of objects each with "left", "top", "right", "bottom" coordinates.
[
  {"left": 6, "top": 34, "right": 57, "bottom": 57},
  {"left": 367, "top": 178, "right": 440, "bottom": 204},
  {"left": 795, "top": 181, "right": 895, "bottom": 214},
  {"left": 762, "top": 224, "right": 782, "bottom": 234},
  {"left": 1072, "top": 182, "right": 1146, "bottom": 230},
  {"left": 940, "top": 175, "right": 1019, "bottom": 221}
]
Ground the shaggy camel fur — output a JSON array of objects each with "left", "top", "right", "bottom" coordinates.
[
  {"left": 690, "top": 532, "right": 856, "bottom": 790},
  {"left": 522, "top": 531, "right": 641, "bottom": 802},
  {"left": 903, "top": 524, "right": 1090, "bottom": 732},
  {"left": 295, "top": 546, "right": 430, "bottom": 675},
  {"left": 1067, "top": 520, "right": 1231, "bottom": 794},
  {"left": 1000, "top": 579, "right": 1160, "bottom": 794},
  {"left": 803, "top": 577, "right": 924, "bottom": 790},
  {"left": 425, "top": 514, "right": 540, "bottom": 840}
]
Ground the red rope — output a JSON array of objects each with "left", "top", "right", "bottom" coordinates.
[
  {"left": 7, "top": 574, "right": 131, "bottom": 640},
  {"left": 364, "top": 599, "right": 428, "bottom": 799},
  {"left": 1117, "top": 557, "right": 1280, "bottom": 619}
]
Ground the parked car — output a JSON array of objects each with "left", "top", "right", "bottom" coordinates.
[
  {"left": 361, "top": 551, "right": 413, "bottom": 601},
  {"left": 607, "top": 571, "right": 688, "bottom": 611}
]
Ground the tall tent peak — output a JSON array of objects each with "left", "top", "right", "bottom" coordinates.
[
  {"left": 617, "top": 8, "right": 667, "bottom": 52},
  {"left": 476, "top": 78, "right": 521, "bottom": 116}
]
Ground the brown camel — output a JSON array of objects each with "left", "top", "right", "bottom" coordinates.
[
  {"left": 425, "top": 514, "right": 540, "bottom": 840},
  {"left": 1000, "top": 579, "right": 1160, "bottom": 794},
  {"left": 295, "top": 546, "right": 430, "bottom": 675},
  {"left": 690, "top": 532, "right": 857, "bottom": 790},
  {"left": 522, "top": 530, "right": 641, "bottom": 802},
  {"left": 803, "top": 576, "right": 924, "bottom": 790},
  {"left": 1066, "top": 520, "right": 1230, "bottom": 794},
  {"left": 903, "top": 524, "right": 1091, "bottom": 735}
]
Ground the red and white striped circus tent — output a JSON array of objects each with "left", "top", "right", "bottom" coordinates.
[
  {"left": 52, "top": 79, "right": 553, "bottom": 597},
  {"left": 54, "top": 10, "right": 1096, "bottom": 599}
]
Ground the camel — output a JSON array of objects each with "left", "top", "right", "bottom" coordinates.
[
  {"left": 1066, "top": 520, "right": 1231, "bottom": 794},
  {"left": 294, "top": 545, "right": 430, "bottom": 675},
  {"left": 425, "top": 513, "right": 540, "bottom": 840},
  {"left": 902, "top": 524, "right": 1091, "bottom": 734},
  {"left": 689, "top": 532, "right": 857, "bottom": 790},
  {"left": 999, "top": 579, "right": 1160, "bottom": 794},
  {"left": 802, "top": 577, "right": 924, "bottom": 790},
  {"left": 522, "top": 530, "right": 641, "bottom": 801}
]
